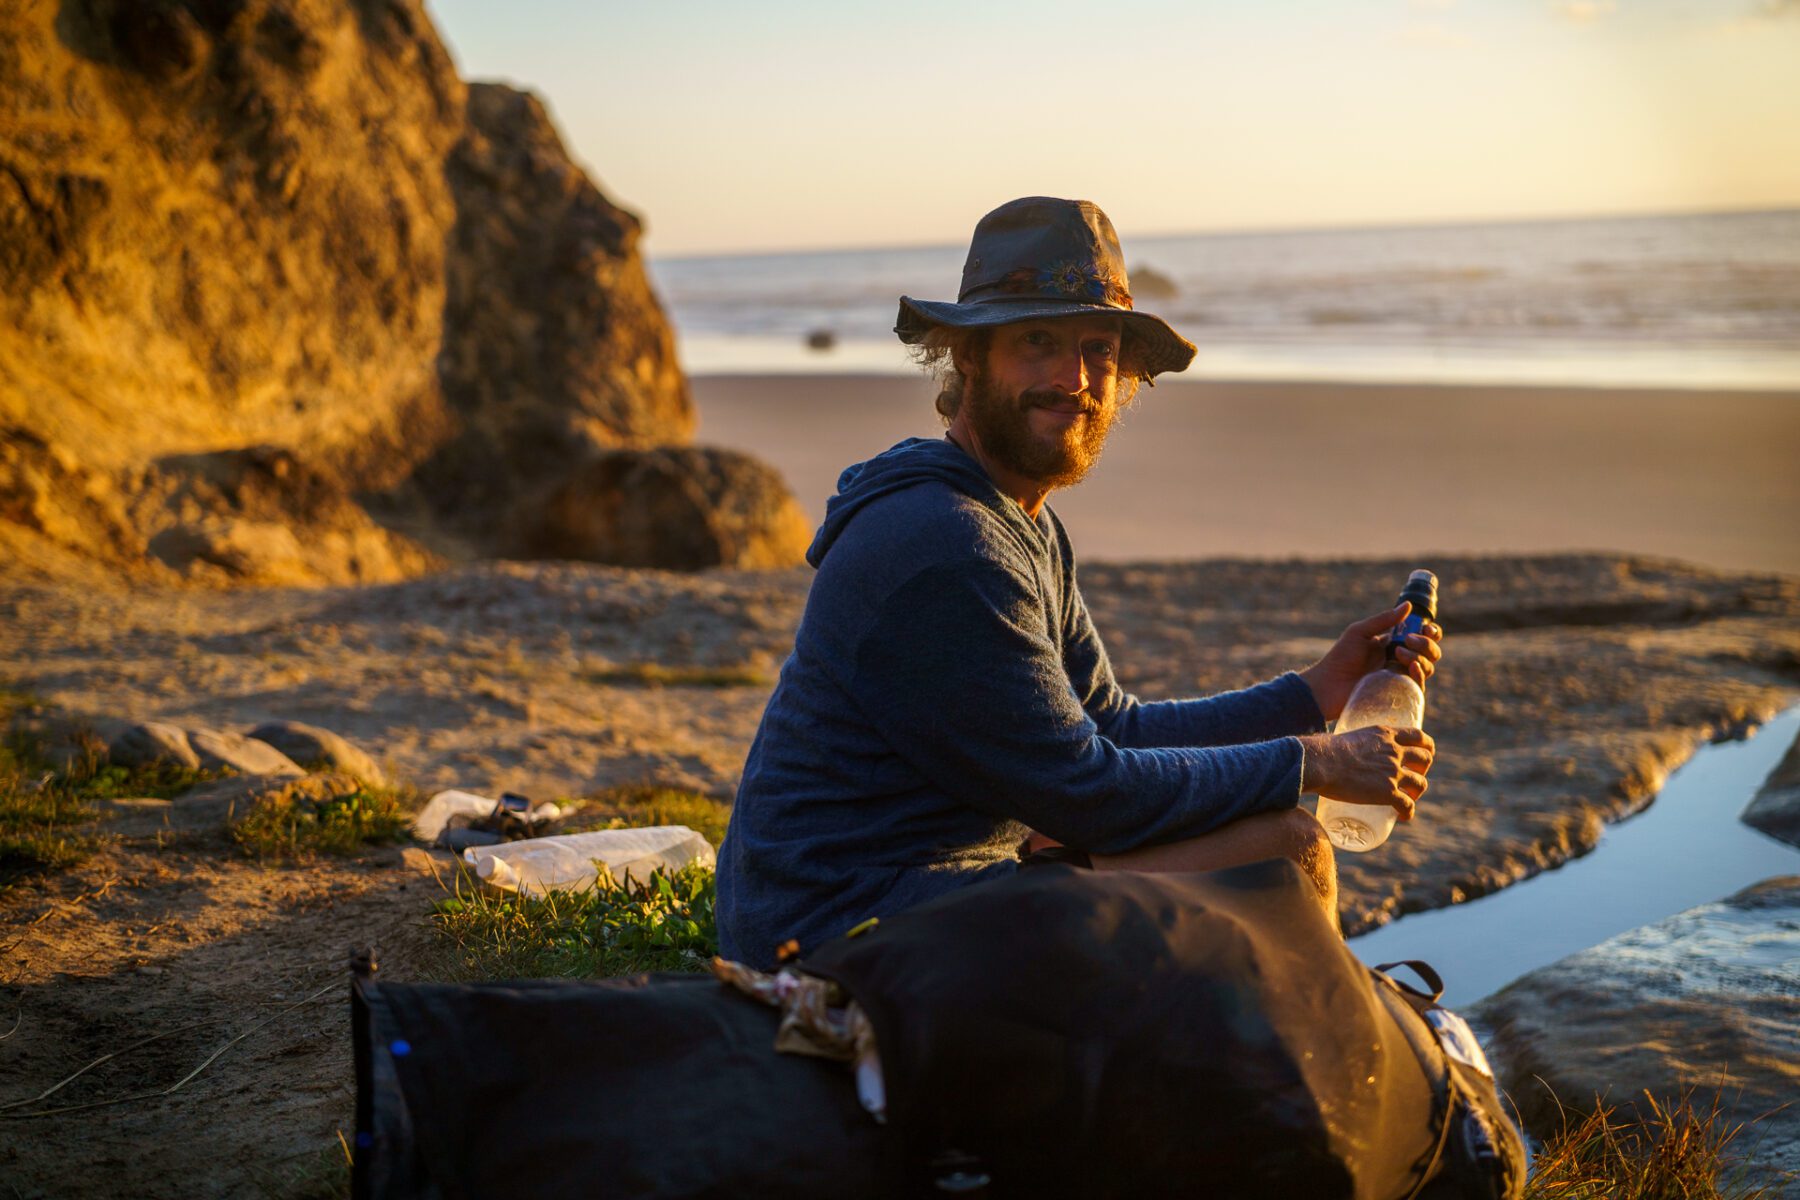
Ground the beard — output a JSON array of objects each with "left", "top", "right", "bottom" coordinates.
[{"left": 960, "top": 366, "right": 1119, "bottom": 490}]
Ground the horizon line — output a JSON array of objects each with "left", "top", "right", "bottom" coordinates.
[{"left": 647, "top": 201, "right": 1800, "bottom": 264}]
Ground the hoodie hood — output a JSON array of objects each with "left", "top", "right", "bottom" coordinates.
[{"left": 808, "top": 437, "right": 1025, "bottom": 567}]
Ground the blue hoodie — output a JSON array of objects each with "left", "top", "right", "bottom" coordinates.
[{"left": 714, "top": 437, "right": 1324, "bottom": 968}]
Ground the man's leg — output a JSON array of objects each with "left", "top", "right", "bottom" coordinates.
[{"left": 1069, "top": 808, "right": 1339, "bottom": 928}]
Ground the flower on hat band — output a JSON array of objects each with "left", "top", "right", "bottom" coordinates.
[{"left": 992, "top": 262, "right": 1132, "bottom": 309}]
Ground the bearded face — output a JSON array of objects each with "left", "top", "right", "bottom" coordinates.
[{"left": 959, "top": 356, "right": 1121, "bottom": 490}]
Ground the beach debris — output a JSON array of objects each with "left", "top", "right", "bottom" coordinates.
[
  {"left": 107, "top": 722, "right": 202, "bottom": 772},
  {"left": 462, "top": 825, "right": 715, "bottom": 896},
  {"left": 805, "top": 328, "right": 837, "bottom": 351},
  {"left": 187, "top": 728, "right": 304, "bottom": 777},
  {"left": 410, "top": 788, "right": 563, "bottom": 847},
  {"left": 249, "top": 720, "right": 386, "bottom": 785}
]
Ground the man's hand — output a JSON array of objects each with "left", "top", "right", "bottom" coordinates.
[
  {"left": 1298, "top": 726, "right": 1434, "bottom": 820},
  {"left": 1299, "top": 602, "right": 1443, "bottom": 722}
]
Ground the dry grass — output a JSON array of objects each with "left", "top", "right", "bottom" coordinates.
[{"left": 1523, "top": 1088, "right": 1791, "bottom": 1199}]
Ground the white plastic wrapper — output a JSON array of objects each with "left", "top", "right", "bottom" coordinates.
[
  {"left": 410, "top": 790, "right": 499, "bottom": 842},
  {"left": 411, "top": 789, "right": 563, "bottom": 845},
  {"left": 462, "top": 825, "right": 716, "bottom": 896}
]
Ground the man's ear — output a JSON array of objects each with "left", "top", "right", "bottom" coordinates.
[
  {"left": 951, "top": 331, "right": 983, "bottom": 380},
  {"left": 951, "top": 340, "right": 975, "bottom": 379}
]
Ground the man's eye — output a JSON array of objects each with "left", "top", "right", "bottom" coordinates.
[
  {"left": 1086, "top": 342, "right": 1118, "bottom": 360},
  {"left": 1024, "top": 330, "right": 1054, "bottom": 346}
]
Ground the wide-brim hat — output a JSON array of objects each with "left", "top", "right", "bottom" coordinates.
[{"left": 895, "top": 196, "right": 1197, "bottom": 380}]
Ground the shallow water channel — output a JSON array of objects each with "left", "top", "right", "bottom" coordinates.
[{"left": 1350, "top": 705, "right": 1800, "bottom": 1009}]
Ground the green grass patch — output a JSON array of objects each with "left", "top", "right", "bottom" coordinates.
[
  {"left": 429, "top": 863, "right": 718, "bottom": 982},
  {"left": 1, "top": 691, "right": 219, "bottom": 892},
  {"left": 230, "top": 782, "right": 416, "bottom": 860},
  {"left": 584, "top": 662, "right": 772, "bottom": 689},
  {"left": 1524, "top": 1089, "right": 1789, "bottom": 1199},
  {"left": 566, "top": 784, "right": 732, "bottom": 848}
]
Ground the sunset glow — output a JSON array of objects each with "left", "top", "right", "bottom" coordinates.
[{"left": 427, "top": 0, "right": 1800, "bottom": 256}]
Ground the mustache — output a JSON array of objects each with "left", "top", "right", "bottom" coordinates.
[{"left": 1021, "top": 389, "right": 1100, "bottom": 413}]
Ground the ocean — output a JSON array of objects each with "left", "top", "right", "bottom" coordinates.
[{"left": 651, "top": 209, "right": 1800, "bottom": 390}]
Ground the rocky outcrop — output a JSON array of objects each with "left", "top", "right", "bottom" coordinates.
[
  {"left": 1473, "top": 877, "right": 1800, "bottom": 1188},
  {"left": 517, "top": 447, "right": 813, "bottom": 570},
  {"left": 420, "top": 83, "right": 694, "bottom": 538},
  {"left": 0, "top": 0, "right": 803, "bottom": 583},
  {"left": 1744, "top": 727, "right": 1800, "bottom": 849}
]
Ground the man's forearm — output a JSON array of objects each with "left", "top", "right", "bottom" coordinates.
[{"left": 1098, "top": 672, "right": 1328, "bottom": 750}]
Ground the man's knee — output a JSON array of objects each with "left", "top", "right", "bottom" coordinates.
[{"left": 1276, "top": 807, "right": 1336, "bottom": 901}]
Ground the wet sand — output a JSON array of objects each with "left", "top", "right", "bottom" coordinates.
[{"left": 692, "top": 374, "right": 1800, "bottom": 575}]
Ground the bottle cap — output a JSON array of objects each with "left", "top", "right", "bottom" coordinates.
[{"left": 1399, "top": 569, "right": 1438, "bottom": 623}]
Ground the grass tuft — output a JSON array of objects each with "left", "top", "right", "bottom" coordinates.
[
  {"left": 1, "top": 692, "right": 215, "bottom": 892},
  {"left": 1523, "top": 1088, "right": 1790, "bottom": 1199},
  {"left": 584, "top": 662, "right": 772, "bottom": 689},
  {"left": 229, "top": 782, "right": 416, "bottom": 860},
  {"left": 428, "top": 862, "right": 718, "bottom": 982}
]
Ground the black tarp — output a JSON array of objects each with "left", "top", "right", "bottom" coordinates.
[{"left": 353, "top": 859, "right": 1523, "bottom": 1198}]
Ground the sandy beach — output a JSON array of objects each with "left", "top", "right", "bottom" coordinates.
[{"left": 693, "top": 374, "right": 1800, "bottom": 576}]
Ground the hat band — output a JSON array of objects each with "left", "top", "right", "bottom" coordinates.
[{"left": 960, "top": 262, "right": 1133, "bottom": 310}]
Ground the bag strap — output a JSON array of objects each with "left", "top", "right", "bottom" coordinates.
[
  {"left": 1375, "top": 959, "right": 1446, "bottom": 1006},
  {"left": 1370, "top": 963, "right": 1457, "bottom": 1200}
]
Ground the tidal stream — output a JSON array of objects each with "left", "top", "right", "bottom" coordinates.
[{"left": 1350, "top": 705, "right": 1800, "bottom": 1008}]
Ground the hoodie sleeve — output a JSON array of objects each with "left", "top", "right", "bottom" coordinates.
[
  {"left": 1062, "top": 581, "right": 1327, "bottom": 750},
  {"left": 847, "top": 555, "right": 1306, "bottom": 855}
]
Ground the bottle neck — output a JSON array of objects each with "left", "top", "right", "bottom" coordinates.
[{"left": 1382, "top": 608, "right": 1430, "bottom": 683}]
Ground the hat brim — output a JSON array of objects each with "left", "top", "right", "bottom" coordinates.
[{"left": 895, "top": 296, "right": 1197, "bottom": 379}]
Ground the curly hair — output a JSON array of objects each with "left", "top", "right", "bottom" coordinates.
[{"left": 909, "top": 323, "right": 1149, "bottom": 425}]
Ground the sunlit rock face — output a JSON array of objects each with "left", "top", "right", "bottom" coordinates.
[
  {"left": 1473, "top": 877, "right": 1800, "bottom": 1188},
  {"left": 0, "top": 0, "right": 797, "bottom": 581}
]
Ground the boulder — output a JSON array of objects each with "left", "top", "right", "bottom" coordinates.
[
  {"left": 1473, "top": 877, "right": 1800, "bottom": 1187},
  {"left": 0, "top": 0, "right": 712, "bottom": 584},
  {"left": 1742, "top": 726, "right": 1800, "bottom": 850},
  {"left": 108, "top": 722, "right": 202, "bottom": 773},
  {"left": 186, "top": 729, "right": 302, "bottom": 777},
  {"left": 249, "top": 720, "right": 386, "bottom": 785},
  {"left": 416, "top": 81, "right": 694, "bottom": 547},
  {"left": 517, "top": 446, "right": 812, "bottom": 570}
]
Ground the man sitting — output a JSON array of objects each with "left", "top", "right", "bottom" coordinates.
[{"left": 716, "top": 197, "right": 1441, "bottom": 969}]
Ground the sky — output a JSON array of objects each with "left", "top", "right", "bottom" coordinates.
[{"left": 424, "top": 0, "right": 1800, "bottom": 257}]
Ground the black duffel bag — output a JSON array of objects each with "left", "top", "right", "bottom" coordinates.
[{"left": 352, "top": 859, "right": 1524, "bottom": 1198}]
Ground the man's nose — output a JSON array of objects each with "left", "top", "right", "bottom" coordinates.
[{"left": 1049, "top": 348, "right": 1089, "bottom": 396}]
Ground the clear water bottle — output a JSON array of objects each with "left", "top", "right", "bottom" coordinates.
[{"left": 1316, "top": 569, "right": 1438, "bottom": 853}]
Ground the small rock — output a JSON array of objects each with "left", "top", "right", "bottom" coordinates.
[
  {"left": 804, "top": 328, "right": 836, "bottom": 351},
  {"left": 1742, "top": 726, "right": 1800, "bottom": 850},
  {"left": 248, "top": 720, "right": 386, "bottom": 785},
  {"left": 109, "top": 722, "right": 202, "bottom": 772},
  {"left": 187, "top": 729, "right": 303, "bottom": 777},
  {"left": 394, "top": 845, "right": 458, "bottom": 876}
]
